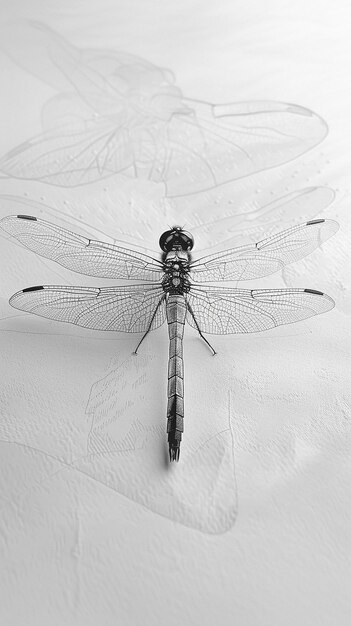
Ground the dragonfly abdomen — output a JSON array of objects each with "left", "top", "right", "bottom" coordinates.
[{"left": 166, "top": 294, "right": 186, "bottom": 462}]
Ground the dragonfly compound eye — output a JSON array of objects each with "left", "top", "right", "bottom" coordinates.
[{"left": 159, "top": 228, "right": 194, "bottom": 252}]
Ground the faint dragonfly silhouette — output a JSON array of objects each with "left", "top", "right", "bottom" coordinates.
[
  {"left": 0, "top": 20, "right": 327, "bottom": 196},
  {"left": 0, "top": 213, "right": 338, "bottom": 460}
]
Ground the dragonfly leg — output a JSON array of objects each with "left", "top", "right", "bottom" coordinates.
[
  {"left": 186, "top": 302, "right": 217, "bottom": 356},
  {"left": 133, "top": 295, "right": 166, "bottom": 355}
]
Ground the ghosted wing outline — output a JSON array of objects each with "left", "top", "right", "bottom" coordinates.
[
  {"left": 0, "top": 21, "right": 328, "bottom": 195},
  {"left": 0, "top": 100, "right": 328, "bottom": 195}
]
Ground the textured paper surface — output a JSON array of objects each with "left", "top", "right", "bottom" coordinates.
[{"left": 0, "top": 3, "right": 350, "bottom": 625}]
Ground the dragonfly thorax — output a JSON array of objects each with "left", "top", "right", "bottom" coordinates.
[{"left": 162, "top": 247, "right": 191, "bottom": 294}]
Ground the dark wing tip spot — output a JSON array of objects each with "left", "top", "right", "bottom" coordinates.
[
  {"left": 304, "top": 288, "right": 324, "bottom": 295},
  {"left": 306, "top": 219, "right": 325, "bottom": 225},
  {"left": 22, "top": 285, "right": 44, "bottom": 293},
  {"left": 17, "top": 215, "right": 37, "bottom": 221}
]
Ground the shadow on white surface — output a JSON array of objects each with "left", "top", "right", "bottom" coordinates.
[{"left": 0, "top": 324, "right": 238, "bottom": 534}]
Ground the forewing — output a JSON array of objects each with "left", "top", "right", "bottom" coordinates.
[
  {"left": 161, "top": 99, "right": 328, "bottom": 197},
  {"left": 190, "top": 187, "right": 336, "bottom": 253},
  {"left": 10, "top": 284, "right": 166, "bottom": 332},
  {"left": 186, "top": 286, "right": 334, "bottom": 334},
  {"left": 0, "top": 119, "right": 136, "bottom": 186},
  {"left": 190, "top": 219, "right": 339, "bottom": 282},
  {"left": 0, "top": 215, "right": 163, "bottom": 281}
]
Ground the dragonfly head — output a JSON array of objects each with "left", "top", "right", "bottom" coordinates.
[{"left": 159, "top": 226, "right": 194, "bottom": 252}]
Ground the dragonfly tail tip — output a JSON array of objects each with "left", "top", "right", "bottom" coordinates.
[{"left": 169, "top": 445, "right": 180, "bottom": 462}]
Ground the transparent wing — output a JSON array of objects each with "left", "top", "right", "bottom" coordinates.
[
  {"left": 0, "top": 20, "right": 177, "bottom": 113},
  {"left": 190, "top": 219, "right": 339, "bottom": 282},
  {"left": 0, "top": 119, "right": 137, "bottom": 186},
  {"left": 0, "top": 19, "right": 84, "bottom": 92},
  {"left": 10, "top": 284, "right": 166, "bottom": 332},
  {"left": 0, "top": 215, "right": 163, "bottom": 281},
  {"left": 0, "top": 23, "right": 327, "bottom": 193},
  {"left": 0, "top": 22, "right": 187, "bottom": 188},
  {"left": 161, "top": 99, "right": 328, "bottom": 197},
  {"left": 186, "top": 286, "right": 334, "bottom": 334},
  {"left": 190, "top": 187, "right": 336, "bottom": 253},
  {"left": 0, "top": 99, "right": 327, "bottom": 192}
]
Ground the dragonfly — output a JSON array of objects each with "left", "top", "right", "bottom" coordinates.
[
  {"left": 0, "top": 213, "right": 338, "bottom": 461},
  {"left": 0, "top": 20, "right": 327, "bottom": 196}
]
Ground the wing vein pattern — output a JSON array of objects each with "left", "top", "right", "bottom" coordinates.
[
  {"left": 1, "top": 215, "right": 163, "bottom": 281},
  {"left": 10, "top": 284, "right": 166, "bottom": 332},
  {"left": 190, "top": 219, "right": 338, "bottom": 282},
  {"left": 186, "top": 287, "right": 334, "bottom": 334}
]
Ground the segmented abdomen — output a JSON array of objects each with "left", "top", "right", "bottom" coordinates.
[{"left": 166, "top": 294, "right": 186, "bottom": 462}]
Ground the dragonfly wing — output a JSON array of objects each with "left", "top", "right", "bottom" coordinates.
[
  {"left": 10, "top": 284, "right": 166, "bottom": 332},
  {"left": 191, "top": 186, "right": 336, "bottom": 253},
  {"left": 190, "top": 219, "right": 339, "bottom": 282},
  {"left": 0, "top": 21, "right": 175, "bottom": 112},
  {"left": 162, "top": 99, "right": 328, "bottom": 197},
  {"left": 0, "top": 215, "right": 163, "bottom": 281},
  {"left": 0, "top": 23, "right": 327, "bottom": 195},
  {"left": 0, "top": 22, "right": 184, "bottom": 187},
  {"left": 186, "top": 286, "right": 334, "bottom": 334},
  {"left": 0, "top": 116, "right": 137, "bottom": 186},
  {"left": 0, "top": 21, "right": 126, "bottom": 113}
]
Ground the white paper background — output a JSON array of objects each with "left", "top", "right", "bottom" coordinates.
[{"left": 0, "top": 1, "right": 350, "bottom": 625}]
